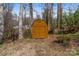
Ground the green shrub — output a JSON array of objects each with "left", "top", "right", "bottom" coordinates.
[
  {"left": 72, "top": 34, "right": 79, "bottom": 40},
  {"left": 56, "top": 35, "right": 71, "bottom": 47},
  {"left": 23, "top": 29, "right": 31, "bottom": 38},
  {"left": 56, "top": 33, "right": 79, "bottom": 47},
  {"left": 57, "top": 35, "right": 71, "bottom": 41}
]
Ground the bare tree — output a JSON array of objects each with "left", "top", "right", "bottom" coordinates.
[
  {"left": 48, "top": 3, "right": 53, "bottom": 32},
  {"left": 29, "top": 3, "right": 33, "bottom": 20},
  {"left": 44, "top": 3, "right": 49, "bottom": 25},
  {"left": 0, "top": 4, "right": 4, "bottom": 43},
  {"left": 3, "top": 3, "right": 14, "bottom": 41},
  {"left": 19, "top": 3, "right": 24, "bottom": 39},
  {"left": 43, "top": 3, "right": 53, "bottom": 32},
  {"left": 57, "top": 3, "right": 62, "bottom": 33},
  {"left": 29, "top": 3, "right": 33, "bottom": 36}
]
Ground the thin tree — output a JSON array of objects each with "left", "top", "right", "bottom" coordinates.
[
  {"left": 43, "top": 3, "right": 53, "bottom": 32},
  {"left": 0, "top": 4, "right": 4, "bottom": 43},
  {"left": 29, "top": 3, "right": 33, "bottom": 36},
  {"left": 48, "top": 3, "right": 53, "bottom": 32},
  {"left": 29, "top": 3, "right": 33, "bottom": 20},
  {"left": 19, "top": 3, "right": 24, "bottom": 39},
  {"left": 57, "top": 3, "right": 62, "bottom": 33}
]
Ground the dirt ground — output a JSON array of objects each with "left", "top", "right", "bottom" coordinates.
[{"left": 0, "top": 35, "right": 79, "bottom": 56}]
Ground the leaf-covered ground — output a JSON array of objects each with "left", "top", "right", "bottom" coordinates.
[{"left": 0, "top": 35, "right": 79, "bottom": 56}]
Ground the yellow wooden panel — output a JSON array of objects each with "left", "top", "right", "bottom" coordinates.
[{"left": 32, "top": 19, "right": 48, "bottom": 39}]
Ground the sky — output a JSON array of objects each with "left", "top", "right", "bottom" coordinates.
[{"left": 12, "top": 3, "right": 79, "bottom": 18}]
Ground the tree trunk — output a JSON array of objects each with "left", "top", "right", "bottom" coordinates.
[
  {"left": 43, "top": 3, "right": 53, "bottom": 32},
  {"left": 29, "top": 3, "right": 33, "bottom": 20},
  {"left": 57, "top": 3, "right": 62, "bottom": 33},
  {"left": 19, "top": 4, "right": 23, "bottom": 39},
  {"left": 44, "top": 3, "right": 49, "bottom": 25},
  {"left": 0, "top": 4, "right": 4, "bottom": 43},
  {"left": 48, "top": 3, "right": 53, "bottom": 32},
  {"left": 29, "top": 3, "right": 33, "bottom": 37}
]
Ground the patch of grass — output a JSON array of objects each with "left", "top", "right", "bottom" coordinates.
[
  {"left": 66, "top": 48, "right": 79, "bottom": 56},
  {"left": 75, "top": 50, "right": 79, "bottom": 55},
  {"left": 55, "top": 32, "right": 79, "bottom": 47},
  {"left": 56, "top": 35, "right": 71, "bottom": 47},
  {"left": 56, "top": 32, "right": 79, "bottom": 40}
]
